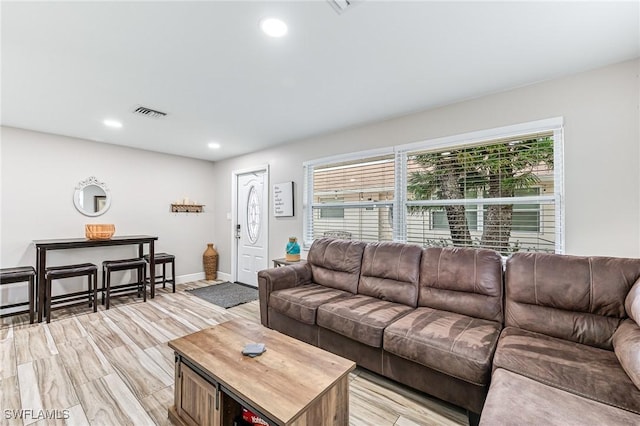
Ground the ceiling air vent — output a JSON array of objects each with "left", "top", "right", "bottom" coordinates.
[
  {"left": 327, "top": 0, "right": 359, "bottom": 14},
  {"left": 132, "top": 106, "right": 167, "bottom": 119}
]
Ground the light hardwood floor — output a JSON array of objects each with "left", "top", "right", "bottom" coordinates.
[{"left": 0, "top": 281, "right": 468, "bottom": 426}]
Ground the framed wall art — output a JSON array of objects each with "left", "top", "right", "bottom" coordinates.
[{"left": 273, "top": 182, "right": 294, "bottom": 217}]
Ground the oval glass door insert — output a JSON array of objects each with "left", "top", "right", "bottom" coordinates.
[{"left": 247, "top": 185, "right": 261, "bottom": 244}]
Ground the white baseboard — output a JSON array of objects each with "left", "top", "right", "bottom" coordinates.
[
  {"left": 176, "top": 271, "right": 231, "bottom": 284},
  {"left": 176, "top": 272, "right": 204, "bottom": 284},
  {"left": 216, "top": 271, "right": 232, "bottom": 282}
]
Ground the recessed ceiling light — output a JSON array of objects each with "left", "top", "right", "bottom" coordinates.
[
  {"left": 103, "top": 119, "right": 122, "bottom": 128},
  {"left": 208, "top": 142, "right": 221, "bottom": 149},
  {"left": 260, "top": 18, "right": 288, "bottom": 38}
]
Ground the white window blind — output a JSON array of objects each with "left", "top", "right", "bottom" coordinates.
[
  {"left": 405, "top": 133, "right": 556, "bottom": 254},
  {"left": 304, "top": 153, "right": 395, "bottom": 245}
]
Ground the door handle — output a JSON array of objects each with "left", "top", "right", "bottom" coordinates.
[{"left": 235, "top": 224, "right": 241, "bottom": 239}]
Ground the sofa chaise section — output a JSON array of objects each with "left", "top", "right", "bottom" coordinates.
[
  {"left": 483, "top": 252, "right": 640, "bottom": 423},
  {"left": 480, "top": 368, "right": 640, "bottom": 426}
]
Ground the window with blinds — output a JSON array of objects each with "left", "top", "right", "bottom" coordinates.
[
  {"left": 405, "top": 133, "right": 556, "bottom": 254},
  {"left": 304, "top": 154, "right": 395, "bottom": 243},
  {"left": 303, "top": 119, "right": 563, "bottom": 254}
]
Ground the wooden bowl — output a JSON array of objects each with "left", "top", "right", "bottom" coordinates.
[{"left": 85, "top": 224, "right": 115, "bottom": 240}]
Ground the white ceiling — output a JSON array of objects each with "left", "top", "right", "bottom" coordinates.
[{"left": 2, "top": 1, "right": 639, "bottom": 162}]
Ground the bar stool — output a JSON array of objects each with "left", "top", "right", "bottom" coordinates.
[
  {"left": 0, "top": 266, "right": 36, "bottom": 324},
  {"left": 102, "top": 258, "right": 147, "bottom": 309},
  {"left": 143, "top": 253, "right": 176, "bottom": 293},
  {"left": 44, "top": 263, "right": 98, "bottom": 323}
]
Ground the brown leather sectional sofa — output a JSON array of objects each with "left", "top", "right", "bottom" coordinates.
[{"left": 257, "top": 238, "right": 640, "bottom": 424}]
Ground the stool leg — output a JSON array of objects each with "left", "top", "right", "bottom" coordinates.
[
  {"left": 87, "top": 272, "right": 92, "bottom": 308},
  {"left": 88, "top": 271, "right": 92, "bottom": 308},
  {"left": 138, "top": 266, "right": 143, "bottom": 298},
  {"left": 106, "top": 268, "right": 111, "bottom": 310},
  {"left": 171, "top": 260, "right": 175, "bottom": 293},
  {"left": 142, "top": 265, "right": 147, "bottom": 302},
  {"left": 29, "top": 276, "right": 35, "bottom": 324},
  {"left": 162, "top": 262, "right": 166, "bottom": 288},
  {"left": 92, "top": 270, "right": 98, "bottom": 313},
  {"left": 136, "top": 267, "right": 140, "bottom": 298},
  {"left": 46, "top": 277, "right": 52, "bottom": 324},
  {"left": 37, "top": 274, "right": 43, "bottom": 324},
  {"left": 101, "top": 268, "right": 106, "bottom": 305}
]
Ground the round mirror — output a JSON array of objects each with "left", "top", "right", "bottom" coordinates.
[{"left": 73, "top": 176, "right": 111, "bottom": 216}]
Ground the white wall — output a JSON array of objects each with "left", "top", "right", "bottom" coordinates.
[
  {"left": 1, "top": 127, "right": 216, "bottom": 306},
  {"left": 1, "top": 59, "right": 637, "bottom": 299},
  {"left": 211, "top": 59, "right": 640, "bottom": 277}
]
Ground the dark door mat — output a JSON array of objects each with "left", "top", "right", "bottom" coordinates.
[{"left": 186, "top": 281, "right": 258, "bottom": 309}]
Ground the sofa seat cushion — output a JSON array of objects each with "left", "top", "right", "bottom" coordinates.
[
  {"left": 269, "top": 284, "right": 352, "bottom": 325},
  {"left": 494, "top": 326, "right": 640, "bottom": 414},
  {"left": 317, "top": 295, "right": 413, "bottom": 347},
  {"left": 383, "top": 307, "right": 501, "bottom": 385},
  {"left": 480, "top": 368, "right": 640, "bottom": 426}
]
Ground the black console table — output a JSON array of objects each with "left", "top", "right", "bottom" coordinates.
[{"left": 33, "top": 235, "right": 158, "bottom": 322}]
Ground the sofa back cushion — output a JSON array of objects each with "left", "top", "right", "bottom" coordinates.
[
  {"left": 418, "top": 247, "right": 503, "bottom": 322},
  {"left": 505, "top": 252, "right": 640, "bottom": 350},
  {"left": 307, "top": 237, "right": 367, "bottom": 293},
  {"left": 358, "top": 241, "right": 422, "bottom": 307}
]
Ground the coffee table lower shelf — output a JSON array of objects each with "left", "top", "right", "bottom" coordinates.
[{"left": 169, "top": 355, "right": 350, "bottom": 426}]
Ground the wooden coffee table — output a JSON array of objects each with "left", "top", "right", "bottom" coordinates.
[{"left": 168, "top": 318, "right": 356, "bottom": 426}]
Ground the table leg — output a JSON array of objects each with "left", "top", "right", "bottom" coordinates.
[
  {"left": 138, "top": 243, "right": 147, "bottom": 299},
  {"left": 28, "top": 275, "right": 34, "bottom": 324},
  {"left": 36, "top": 247, "right": 46, "bottom": 323},
  {"left": 149, "top": 241, "right": 155, "bottom": 298}
]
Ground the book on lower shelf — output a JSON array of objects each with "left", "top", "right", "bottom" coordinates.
[{"left": 234, "top": 407, "right": 268, "bottom": 426}]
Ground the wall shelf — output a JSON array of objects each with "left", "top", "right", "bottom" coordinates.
[{"left": 171, "top": 204, "right": 205, "bottom": 213}]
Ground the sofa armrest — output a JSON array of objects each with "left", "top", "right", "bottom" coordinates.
[
  {"left": 613, "top": 318, "right": 640, "bottom": 391},
  {"left": 257, "top": 263, "right": 312, "bottom": 327},
  {"left": 625, "top": 276, "right": 640, "bottom": 323}
]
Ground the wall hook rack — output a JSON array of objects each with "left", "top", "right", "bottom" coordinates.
[{"left": 171, "top": 204, "right": 205, "bottom": 213}]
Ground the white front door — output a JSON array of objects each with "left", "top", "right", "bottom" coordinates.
[{"left": 235, "top": 170, "right": 268, "bottom": 286}]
